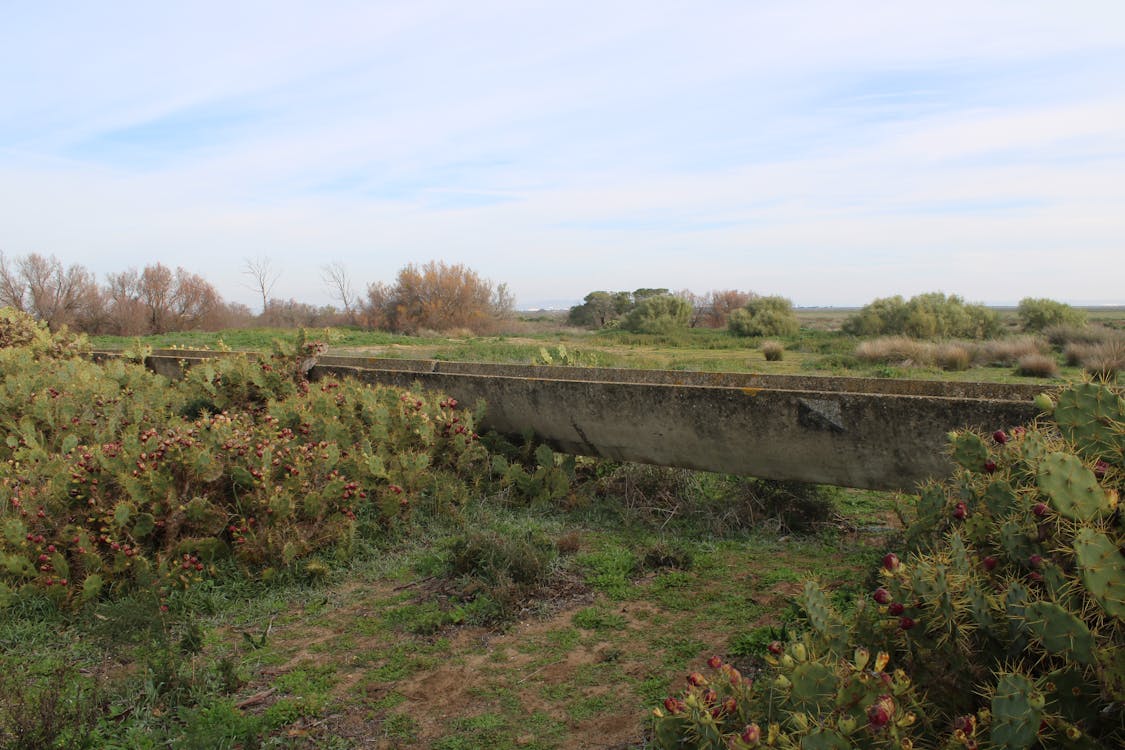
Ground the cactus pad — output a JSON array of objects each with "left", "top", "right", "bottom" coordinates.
[
  {"left": 950, "top": 432, "right": 989, "bottom": 471},
  {"left": 1053, "top": 382, "right": 1125, "bottom": 460},
  {"left": 1023, "top": 601, "right": 1096, "bottom": 665},
  {"left": 984, "top": 479, "right": 1018, "bottom": 516},
  {"left": 1037, "top": 453, "right": 1109, "bottom": 522},
  {"left": 1073, "top": 527, "right": 1125, "bottom": 619},
  {"left": 990, "top": 672, "right": 1043, "bottom": 750},
  {"left": 788, "top": 662, "right": 838, "bottom": 716}
]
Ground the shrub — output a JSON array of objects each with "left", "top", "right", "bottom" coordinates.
[
  {"left": 0, "top": 306, "right": 88, "bottom": 358},
  {"left": 932, "top": 342, "right": 972, "bottom": 371},
  {"left": 622, "top": 294, "right": 693, "bottom": 335},
  {"left": 1017, "top": 297, "right": 1086, "bottom": 331},
  {"left": 1045, "top": 323, "right": 1114, "bottom": 349},
  {"left": 973, "top": 336, "right": 1046, "bottom": 366},
  {"left": 364, "top": 260, "right": 513, "bottom": 334},
  {"left": 1014, "top": 353, "right": 1059, "bottom": 377},
  {"left": 728, "top": 296, "right": 799, "bottom": 338},
  {"left": 652, "top": 380, "right": 1125, "bottom": 749},
  {"left": 1083, "top": 338, "right": 1125, "bottom": 382},
  {"left": 843, "top": 292, "right": 999, "bottom": 339},
  {"left": 760, "top": 341, "right": 784, "bottom": 361},
  {"left": 854, "top": 336, "right": 927, "bottom": 365}
]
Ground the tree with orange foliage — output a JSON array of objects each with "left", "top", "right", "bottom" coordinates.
[{"left": 364, "top": 261, "right": 513, "bottom": 334}]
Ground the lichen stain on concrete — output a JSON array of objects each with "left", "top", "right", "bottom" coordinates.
[{"left": 740, "top": 387, "right": 760, "bottom": 397}]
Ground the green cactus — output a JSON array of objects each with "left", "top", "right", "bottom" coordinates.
[
  {"left": 1045, "top": 668, "right": 1102, "bottom": 726},
  {"left": 1004, "top": 581, "right": 1031, "bottom": 657},
  {"left": 999, "top": 518, "right": 1037, "bottom": 562},
  {"left": 1072, "top": 527, "right": 1125, "bottom": 619},
  {"left": 951, "top": 431, "right": 989, "bottom": 471},
  {"left": 984, "top": 479, "right": 1019, "bottom": 516},
  {"left": 966, "top": 582, "right": 998, "bottom": 634},
  {"left": 787, "top": 662, "right": 838, "bottom": 716},
  {"left": 1053, "top": 381, "right": 1125, "bottom": 460},
  {"left": 990, "top": 672, "right": 1043, "bottom": 750},
  {"left": 798, "top": 581, "right": 848, "bottom": 655},
  {"left": 1036, "top": 452, "right": 1110, "bottom": 522},
  {"left": 798, "top": 728, "right": 849, "bottom": 750},
  {"left": 1022, "top": 601, "right": 1096, "bottom": 665}
]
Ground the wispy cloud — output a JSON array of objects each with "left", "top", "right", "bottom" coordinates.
[{"left": 2, "top": 1, "right": 1124, "bottom": 306}]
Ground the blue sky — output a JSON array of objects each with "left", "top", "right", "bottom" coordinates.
[{"left": 2, "top": 1, "right": 1124, "bottom": 309}]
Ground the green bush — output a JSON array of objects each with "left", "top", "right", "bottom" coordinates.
[
  {"left": 1017, "top": 297, "right": 1086, "bottom": 332},
  {"left": 652, "top": 380, "right": 1124, "bottom": 749},
  {"left": 728, "top": 296, "right": 799, "bottom": 338},
  {"left": 843, "top": 292, "right": 1000, "bottom": 339},
  {"left": 622, "top": 294, "right": 693, "bottom": 335}
]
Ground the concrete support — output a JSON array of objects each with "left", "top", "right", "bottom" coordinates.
[{"left": 99, "top": 350, "right": 1045, "bottom": 492}]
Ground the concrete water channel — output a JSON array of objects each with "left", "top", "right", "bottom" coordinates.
[{"left": 114, "top": 350, "right": 1047, "bottom": 492}]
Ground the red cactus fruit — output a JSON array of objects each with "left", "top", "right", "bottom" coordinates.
[
  {"left": 953, "top": 502, "right": 968, "bottom": 520},
  {"left": 982, "top": 556, "right": 998, "bottom": 571},
  {"left": 984, "top": 460, "right": 997, "bottom": 473},
  {"left": 741, "top": 724, "right": 761, "bottom": 745},
  {"left": 899, "top": 616, "right": 916, "bottom": 630},
  {"left": 888, "top": 601, "right": 905, "bottom": 616},
  {"left": 882, "top": 552, "right": 900, "bottom": 571},
  {"left": 1032, "top": 502, "right": 1048, "bottom": 517},
  {"left": 993, "top": 430, "right": 1008, "bottom": 444},
  {"left": 707, "top": 655, "right": 723, "bottom": 670},
  {"left": 873, "top": 587, "right": 892, "bottom": 605},
  {"left": 767, "top": 641, "right": 783, "bottom": 655}
]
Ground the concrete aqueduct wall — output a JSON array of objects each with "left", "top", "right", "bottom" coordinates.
[{"left": 123, "top": 350, "right": 1044, "bottom": 492}]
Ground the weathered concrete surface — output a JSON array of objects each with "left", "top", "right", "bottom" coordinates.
[{"left": 94, "top": 351, "right": 1045, "bottom": 491}]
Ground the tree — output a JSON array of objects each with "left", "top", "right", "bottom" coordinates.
[
  {"left": 1017, "top": 297, "right": 1086, "bottom": 331},
  {"left": 322, "top": 261, "right": 357, "bottom": 323},
  {"left": 364, "top": 261, "right": 513, "bottom": 334},
  {"left": 242, "top": 256, "right": 280, "bottom": 315},
  {"left": 622, "top": 294, "right": 693, "bottom": 334},
  {"left": 568, "top": 291, "right": 618, "bottom": 328},
  {"left": 104, "top": 264, "right": 221, "bottom": 334},
  {"left": 729, "top": 295, "right": 799, "bottom": 337},
  {"left": 695, "top": 289, "right": 754, "bottom": 328},
  {"left": 0, "top": 252, "right": 103, "bottom": 331}
]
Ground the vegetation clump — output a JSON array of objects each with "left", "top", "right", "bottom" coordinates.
[
  {"left": 729, "top": 296, "right": 799, "bottom": 338},
  {"left": 653, "top": 379, "right": 1124, "bottom": 749},
  {"left": 843, "top": 292, "right": 1000, "bottom": 339},
  {"left": 1018, "top": 297, "right": 1087, "bottom": 332},
  {"left": 623, "top": 294, "right": 694, "bottom": 335}
]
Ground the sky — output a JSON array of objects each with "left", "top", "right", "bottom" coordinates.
[{"left": 2, "top": 1, "right": 1124, "bottom": 310}]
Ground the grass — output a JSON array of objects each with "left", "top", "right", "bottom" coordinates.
[{"left": 1, "top": 466, "right": 889, "bottom": 748}]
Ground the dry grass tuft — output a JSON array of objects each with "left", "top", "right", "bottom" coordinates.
[
  {"left": 761, "top": 340, "right": 785, "bottom": 361},
  {"left": 1015, "top": 353, "right": 1059, "bottom": 378}
]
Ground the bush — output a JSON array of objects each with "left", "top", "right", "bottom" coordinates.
[
  {"left": 1014, "top": 352, "right": 1059, "bottom": 377},
  {"left": 973, "top": 336, "right": 1046, "bottom": 366},
  {"left": 843, "top": 292, "right": 999, "bottom": 339},
  {"left": 622, "top": 294, "right": 693, "bottom": 334},
  {"left": 728, "top": 296, "right": 799, "bottom": 338},
  {"left": 364, "top": 261, "right": 513, "bottom": 334},
  {"left": 761, "top": 340, "right": 784, "bottom": 361},
  {"left": 1083, "top": 339, "right": 1125, "bottom": 382},
  {"left": 652, "top": 381, "right": 1125, "bottom": 749},
  {"left": 1045, "top": 323, "right": 1114, "bottom": 349},
  {"left": 1017, "top": 297, "right": 1086, "bottom": 331},
  {"left": 854, "top": 336, "right": 927, "bottom": 365},
  {"left": 932, "top": 342, "right": 972, "bottom": 371}
]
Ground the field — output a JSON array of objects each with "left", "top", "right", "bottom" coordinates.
[{"left": 4, "top": 308, "right": 1124, "bottom": 748}]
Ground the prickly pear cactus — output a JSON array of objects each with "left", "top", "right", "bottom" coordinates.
[
  {"left": 1053, "top": 381, "right": 1125, "bottom": 461},
  {"left": 655, "top": 381, "right": 1124, "bottom": 750}
]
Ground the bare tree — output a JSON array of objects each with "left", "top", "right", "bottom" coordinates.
[
  {"left": 0, "top": 252, "right": 103, "bottom": 330},
  {"left": 321, "top": 261, "right": 356, "bottom": 322},
  {"left": 242, "top": 256, "right": 280, "bottom": 315}
]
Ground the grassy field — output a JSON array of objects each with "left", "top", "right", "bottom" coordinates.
[
  {"left": 90, "top": 305, "right": 1125, "bottom": 386},
  {"left": 2, "top": 463, "right": 891, "bottom": 749}
]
